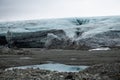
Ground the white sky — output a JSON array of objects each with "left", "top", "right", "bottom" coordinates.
[{"left": 0, "top": 0, "right": 120, "bottom": 21}]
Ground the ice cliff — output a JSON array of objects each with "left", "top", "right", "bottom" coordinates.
[{"left": 0, "top": 16, "right": 120, "bottom": 49}]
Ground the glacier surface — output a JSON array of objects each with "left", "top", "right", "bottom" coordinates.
[{"left": 0, "top": 16, "right": 120, "bottom": 49}]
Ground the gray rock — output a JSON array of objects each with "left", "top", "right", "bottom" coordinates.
[
  {"left": 1, "top": 63, "right": 119, "bottom": 80},
  {"left": 83, "top": 63, "right": 120, "bottom": 80}
]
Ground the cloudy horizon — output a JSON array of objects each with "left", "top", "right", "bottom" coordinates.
[{"left": 0, "top": 0, "right": 120, "bottom": 22}]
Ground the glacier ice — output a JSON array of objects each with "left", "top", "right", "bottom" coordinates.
[{"left": 0, "top": 16, "right": 120, "bottom": 49}]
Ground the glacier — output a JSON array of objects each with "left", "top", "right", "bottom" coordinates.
[{"left": 0, "top": 16, "right": 120, "bottom": 49}]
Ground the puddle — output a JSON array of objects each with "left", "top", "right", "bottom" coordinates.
[{"left": 7, "top": 63, "right": 88, "bottom": 72}]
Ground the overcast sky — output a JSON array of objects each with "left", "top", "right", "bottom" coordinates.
[{"left": 0, "top": 0, "right": 120, "bottom": 21}]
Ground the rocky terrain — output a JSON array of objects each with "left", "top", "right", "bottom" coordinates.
[
  {"left": 0, "top": 63, "right": 119, "bottom": 80},
  {"left": 0, "top": 47, "right": 120, "bottom": 80}
]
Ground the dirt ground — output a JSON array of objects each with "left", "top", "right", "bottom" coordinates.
[{"left": 0, "top": 48, "right": 120, "bottom": 69}]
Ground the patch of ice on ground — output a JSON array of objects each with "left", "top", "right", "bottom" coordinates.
[
  {"left": 19, "top": 57, "right": 33, "bottom": 60},
  {"left": 7, "top": 63, "right": 88, "bottom": 72},
  {"left": 70, "top": 58, "right": 77, "bottom": 61},
  {"left": 88, "top": 47, "right": 110, "bottom": 51}
]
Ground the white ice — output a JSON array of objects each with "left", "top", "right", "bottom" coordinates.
[
  {"left": 0, "top": 16, "right": 120, "bottom": 40},
  {"left": 88, "top": 47, "right": 110, "bottom": 51}
]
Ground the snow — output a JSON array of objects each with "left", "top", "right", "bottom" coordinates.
[
  {"left": 88, "top": 47, "right": 110, "bottom": 51},
  {"left": 7, "top": 63, "right": 88, "bottom": 72}
]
